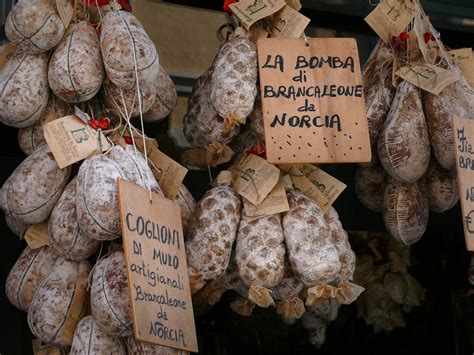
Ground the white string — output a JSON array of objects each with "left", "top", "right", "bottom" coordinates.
[
  {"left": 95, "top": 0, "right": 104, "bottom": 21},
  {"left": 116, "top": 7, "right": 153, "bottom": 201}
]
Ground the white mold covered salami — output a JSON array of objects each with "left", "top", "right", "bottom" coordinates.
[
  {"left": 378, "top": 81, "right": 430, "bottom": 183},
  {"left": 5, "top": 0, "right": 65, "bottom": 54},
  {"left": 49, "top": 178, "right": 100, "bottom": 261},
  {"left": 100, "top": 10, "right": 159, "bottom": 90},
  {"left": 91, "top": 249, "right": 132, "bottom": 337},
  {"left": 249, "top": 93, "right": 265, "bottom": 142},
  {"left": 174, "top": 184, "right": 196, "bottom": 236},
  {"left": 235, "top": 213, "right": 285, "bottom": 307},
  {"left": 104, "top": 80, "right": 156, "bottom": 118},
  {"left": 383, "top": 177, "right": 429, "bottom": 246},
  {"left": 77, "top": 155, "right": 125, "bottom": 241},
  {"left": 6, "top": 245, "right": 60, "bottom": 311},
  {"left": 0, "top": 144, "right": 71, "bottom": 224},
  {"left": 423, "top": 86, "right": 469, "bottom": 171},
  {"left": 108, "top": 145, "right": 163, "bottom": 195},
  {"left": 125, "top": 336, "right": 189, "bottom": 355},
  {"left": 362, "top": 41, "right": 395, "bottom": 146},
  {"left": 0, "top": 51, "right": 49, "bottom": 128},
  {"left": 48, "top": 21, "right": 104, "bottom": 103},
  {"left": 355, "top": 165, "right": 386, "bottom": 212},
  {"left": 426, "top": 160, "right": 459, "bottom": 213},
  {"left": 185, "top": 183, "right": 241, "bottom": 289},
  {"left": 27, "top": 259, "right": 91, "bottom": 347},
  {"left": 184, "top": 69, "right": 240, "bottom": 148},
  {"left": 70, "top": 316, "right": 126, "bottom": 355},
  {"left": 210, "top": 29, "right": 258, "bottom": 126},
  {"left": 18, "top": 95, "right": 70, "bottom": 155},
  {"left": 143, "top": 66, "right": 178, "bottom": 122}
]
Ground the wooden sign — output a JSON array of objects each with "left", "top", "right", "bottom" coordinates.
[
  {"left": 453, "top": 115, "right": 474, "bottom": 251},
  {"left": 117, "top": 179, "right": 198, "bottom": 352},
  {"left": 257, "top": 38, "right": 371, "bottom": 164}
]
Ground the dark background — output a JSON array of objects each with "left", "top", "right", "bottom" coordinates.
[{"left": 1, "top": 1, "right": 474, "bottom": 354}]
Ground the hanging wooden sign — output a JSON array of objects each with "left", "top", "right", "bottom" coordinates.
[
  {"left": 117, "top": 179, "right": 198, "bottom": 352},
  {"left": 453, "top": 115, "right": 474, "bottom": 251},
  {"left": 257, "top": 37, "right": 371, "bottom": 164}
]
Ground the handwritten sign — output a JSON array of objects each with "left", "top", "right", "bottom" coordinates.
[
  {"left": 257, "top": 37, "right": 371, "bottom": 164},
  {"left": 396, "top": 63, "right": 460, "bottom": 95},
  {"left": 44, "top": 115, "right": 111, "bottom": 169},
  {"left": 364, "top": 0, "right": 418, "bottom": 43},
  {"left": 453, "top": 115, "right": 474, "bottom": 251},
  {"left": 117, "top": 179, "right": 198, "bottom": 352}
]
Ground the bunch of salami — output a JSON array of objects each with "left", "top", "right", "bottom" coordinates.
[
  {"left": 352, "top": 232, "right": 425, "bottom": 333},
  {"left": 0, "top": 0, "right": 195, "bottom": 353},
  {"left": 356, "top": 23, "right": 473, "bottom": 246}
]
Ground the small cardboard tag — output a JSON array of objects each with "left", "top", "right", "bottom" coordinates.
[
  {"left": 232, "top": 154, "right": 280, "bottom": 205},
  {"left": 396, "top": 63, "right": 461, "bottom": 95},
  {"left": 450, "top": 48, "right": 474, "bottom": 89},
  {"left": 285, "top": 0, "right": 302, "bottom": 11},
  {"left": 291, "top": 174, "right": 331, "bottom": 212},
  {"left": 364, "top": 0, "right": 418, "bottom": 43},
  {"left": 0, "top": 42, "right": 16, "bottom": 71},
  {"left": 32, "top": 340, "right": 64, "bottom": 355},
  {"left": 118, "top": 179, "right": 198, "bottom": 352},
  {"left": 24, "top": 223, "right": 49, "bottom": 249},
  {"left": 56, "top": 0, "right": 74, "bottom": 29},
  {"left": 453, "top": 115, "right": 474, "bottom": 251},
  {"left": 229, "top": 0, "right": 286, "bottom": 30},
  {"left": 58, "top": 276, "right": 88, "bottom": 346},
  {"left": 44, "top": 115, "right": 111, "bottom": 169},
  {"left": 182, "top": 146, "right": 234, "bottom": 170},
  {"left": 270, "top": 5, "right": 310, "bottom": 38},
  {"left": 147, "top": 148, "right": 188, "bottom": 199},
  {"left": 298, "top": 164, "right": 346, "bottom": 207},
  {"left": 243, "top": 177, "right": 289, "bottom": 219}
]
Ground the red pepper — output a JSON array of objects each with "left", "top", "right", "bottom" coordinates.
[
  {"left": 390, "top": 35, "right": 398, "bottom": 46},
  {"left": 423, "top": 32, "right": 431, "bottom": 44},
  {"left": 98, "top": 117, "right": 110, "bottom": 130},
  {"left": 83, "top": 0, "right": 108, "bottom": 6},
  {"left": 118, "top": 0, "right": 132, "bottom": 12},
  {"left": 124, "top": 136, "right": 133, "bottom": 145},
  {"left": 246, "top": 144, "right": 266, "bottom": 158},
  {"left": 399, "top": 32, "right": 409, "bottom": 42},
  {"left": 223, "top": 0, "right": 237, "bottom": 13},
  {"left": 89, "top": 118, "right": 99, "bottom": 129}
]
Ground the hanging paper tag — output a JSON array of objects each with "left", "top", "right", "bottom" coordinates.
[
  {"left": 298, "top": 164, "right": 347, "bottom": 207},
  {"left": 229, "top": 0, "right": 286, "bottom": 30},
  {"left": 291, "top": 173, "right": 331, "bottom": 212},
  {"left": 364, "top": 0, "right": 418, "bottom": 43},
  {"left": 450, "top": 48, "right": 474, "bottom": 89},
  {"left": 453, "top": 115, "right": 474, "bottom": 251},
  {"left": 285, "top": 0, "right": 302, "bottom": 11},
  {"left": 24, "top": 223, "right": 49, "bottom": 249},
  {"left": 32, "top": 340, "right": 64, "bottom": 355},
  {"left": 0, "top": 42, "right": 16, "bottom": 71},
  {"left": 58, "top": 277, "right": 88, "bottom": 346},
  {"left": 243, "top": 177, "right": 289, "bottom": 219},
  {"left": 270, "top": 5, "right": 310, "bottom": 38},
  {"left": 56, "top": 0, "right": 75, "bottom": 28},
  {"left": 147, "top": 148, "right": 188, "bottom": 199},
  {"left": 233, "top": 154, "right": 280, "bottom": 205},
  {"left": 117, "top": 179, "right": 198, "bottom": 352},
  {"left": 396, "top": 63, "right": 460, "bottom": 95},
  {"left": 44, "top": 115, "right": 111, "bottom": 169}
]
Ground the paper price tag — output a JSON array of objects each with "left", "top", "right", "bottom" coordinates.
[
  {"left": 449, "top": 48, "right": 474, "bottom": 89},
  {"left": 270, "top": 5, "right": 310, "bottom": 38},
  {"left": 24, "top": 223, "right": 49, "bottom": 249},
  {"left": 291, "top": 174, "right": 331, "bottom": 213},
  {"left": 396, "top": 63, "right": 460, "bottom": 95},
  {"left": 58, "top": 277, "right": 88, "bottom": 346},
  {"left": 0, "top": 42, "right": 16, "bottom": 71},
  {"left": 364, "top": 0, "right": 418, "bottom": 43},
  {"left": 243, "top": 177, "right": 289, "bottom": 219},
  {"left": 56, "top": 0, "right": 74, "bottom": 29},
  {"left": 44, "top": 115, "right": 111, "bottom": 169},
  {"left": 147, "top": 148, "right": 188, "bottom": 199},
  {"left": 229, "top": 0, "right": 286, "bottom": 30},
  {"left": 298, "top": 164, "right": 346, "bottom": 207},
  {"left": 233, "top": 154, "right": 280, "bottom": 205}
]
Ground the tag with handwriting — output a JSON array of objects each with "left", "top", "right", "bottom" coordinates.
[
  {"left": 229, "top": 0, "right": 286, "bottom": 30},
  {"left": 243, "top": 177, "right": 289, "bottom": 219},
  {"left": 298, "top": 164, "right": 346, "bottom": 207},
  {"left": 270, "top": 5, "right": 310, "bottom": 38},
  {"left": 24, "top": 223, "right": 49, "bottom": 249},
  {"left": 396, "top": 63, "right": 460, "bottom": 95},
  {"left": 364, "top": 0, "right": 418, "bottom": 43},
  {"left": 147, "top": 148, "right": 188, "bottom": 199},
  {"left": 233, "top": 154, "right": 280, "bottom": 205},
  {"left": 450, "top": 48, "right": 474, "bottom": 89},
  {"left": 44, "top": 115, "right": 111, "bottom": 169}
]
